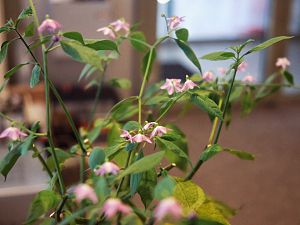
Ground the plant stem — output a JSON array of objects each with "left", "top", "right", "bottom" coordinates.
[
  {"left": 43, "top": 50, "right": 65, "bottom": 195},
  {"left": 208, "top": 98, "right": 223, "bottom": 145},
  {"left": 116, "top": 150, "right": 133, "bottom": 196},
  {"left": 32, "top": 145, "right": 53, "bottom": 178}
]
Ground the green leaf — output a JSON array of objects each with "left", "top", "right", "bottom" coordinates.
[
  {"left": 175, "top": 28, "right": 189, "bottom": 42},
  {"left": 224, "top": 148, "right": 255, "bottom": 160},
  {"left": 191, "top": 94, "right": 223, "bottom": 119},
  {"left": 78, "top": 64, "right": 96, "bottom": 81},
  {"left": 237, "top": 39, "right": 255, "bottom": 52},
  {"left": 17, "top": 6, "right": 32, "bottom": 21},
  {"left": 201, "top": 51, "right": 235, "bottom": 61},
  {"left": 20, "top": 134, "right": 35, "bottom": 155},
  {"left": 30, "top": 64, "right": 41, "bottom": 88},
  {"left": 46, "top": 148, "right": 72, "bottom": 171},
  {"left": 206, "top": 197, "right": 236, "bottom": 219},
  {"left": 129, "top": 152, "right": 144, "bottom": 196},
  {"left": 0, "top": 41, "right": 9, "bottom": 63},
  {"left": 145, "top": 95, "right": 169, "bottom": 106},
  {"left": 105, "top": 143, "right": 126, "bottom": 160},
  {"left": 60, "top": 40, "right": 103, "bottom": 70},
  {"left": 175, "top": 38, "right": 202, "bottom": 73},
  {"left": 89, "top": 147, "right": 106, "bottom": 169},
  {"left": 246, "top": 36, "right": 293, "bottom": 54},
  {"left": 0, "top": 144, "right": 22, "bottom": 179},
  {"left": 255, "top": 73, "right": 279, "bottom": 101},
  {"left": 4, "top": 63, "right": 29, "bottom": 79},
  {"left": 85, "top": 40, "right": 118, "bottom": 52},
  {"left": 87, "top": 119, "right": 110, "bottom": 143},
  {"left": 95, "top": 176, "right": 110, "bottom": 201},
  {"left": 123, "top": 121, "right": 140, "bottom": 131},
  {"left": 283, "top": 70, "right": 294, "bottom": 85},
  {"left": 63, "top": 32, "right": 85, "bottom": 45},
  {"left": 142, "top": 48, "right": 156, "bottom": 78},
  {"left": 107, "top": 122, "right": 122, "bottom": 146},
  {"left": 110, "top": 96, "right": 138, "bottom": 120},
  {"left": 138, "top": 168, "right": 157, "bottom": 208},
  {"left": 25, "top": 190, "right": 60, "bottom": 225},
  {"left": 24, "top": 21, "right": 35, "bottom": 37},
  {"left": 174, "top": 179, "right": 206, "bottom": 211},
  {"left": 130, "top": 32, "right": 149, "bottom": 52},
  {"left": 241, "top": 90, "right": 255, "bottom": 115},
  {"left": 108, "top": 78, "right": 131, "bottom": 89},
  {"left": 117, "top": 151, "right": 165, "bottom": 180},
  {"left": 200, "top": 144, "right": 222, "bottom": 162},
  {"left": 0, "top": 19, "right": 15, "bottom": 33},
  {"left": 154, "top": 176, "right": 176, "bottom": 200}
]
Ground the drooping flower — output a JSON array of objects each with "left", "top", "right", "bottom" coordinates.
[
  {"left": 102, "top": 198, "right": 132, "bottom": 219},
  {"left": 242, "top": 75, "right": 255, "bottom": 84},
  {"left": 94, "top": 162, "right": 120, "bottom": 176},
  {"left": 237, "top": 61, "right": 248, "bottom": 72},
  {"left": 150, "top": 126, "right": 171, "bottom": 138},
  {"left": 38, "top": 18, "right": 62, "bottom": 34},
  {"left": 218, "top": 67, "right": 227, "bottom": 75},
  {"left": 120, "top": 130, "right": 133, "bottom": 142},
  {"left": 276, "top": 57, "right": 290, "bottom": 70},
  {"left": 143, "top": 122, "right": 158, "bottom": 130},
  {"left": 167, "top": 16, "right": 185, "bottom": 30},
  {"left": 132, "top": 133, "right": 152, "bottom": 144},
  {"left": 181, "top": 79, "right": 197, "bottom": 92},
  {"left": 202, "top": 71, "right": 214, "bottom": 82},
  {"left": 157, "top": 0, "right": 171, "bottom": 4},
  {"left": 110, "top": 19, "right": 130, "bottom": 32},
  {"left": 160, "top": 78, "right": 182, "bottom": 95},
  {"left": 73, "top": 184, "right": 98, "bottom": 204},
  {"left": 97, "top": 26, "right": 116, "bottom": 39},
  {"left": 0, "top": 127, "right": 27, "bottom": 141},
  {"left": 154, "top": 197, "right": 183, "bottom": 221}
]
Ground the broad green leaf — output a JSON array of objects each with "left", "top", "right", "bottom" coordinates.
[
  {"left": 144, "top": 95, "right": 169, "bottom": 106},
  {"left": 0, "top": 144, "right": 22, "bottom": 179},
  {"left": 130, "top": 32, "right": 149, "bottom": 52},
  {"left": 60, "top": 40, "right": 103, "bottom": 70},
  {"left": 87, "top": 119, "right": 110, "bottom": 143},
  {"left": 142, "top": 48, "right": 156, "bottom": 78},
  {"left": 129, "top": 152, "right": 144, "bottom": 196},
  {"left": 30, "top": 64, "right": 41, "bottom": 88},
  {"left": 200, "top": 144, "right": 222, "bottom": 162},
  {"left": 229, "top": 86, "right": 243, "bottom": 102},
  {"left": 108, "top": 78, "right": 131, "bottom": 89},
  {"left": 191, "top": 94, "right": 223, "bottom": 119},
  {"left": 88, "top": 147, "right": 106, "bottom": 169},
  {"left": 283, "top": 70, "right": 294, "bottom": 85},
  {"left": 185, "top": 218, "right": 224, "bottom": 225},
  {"left": 104, "top": 143, "right": 126, "bottom": 160},
  {"left": 201, "top": 51, "right": 235, "bottom": 61},
  {"left": 175, "top": 28, "right": 189, "bottom": 42},
  {"left": 206, "top": 197, "right": 236, "bottom": 219},
  {"left": 40, "top": 218, "right": 56, "bottom": 225},
  {"left": 158, "top": 98, "right": 176, "bottom": 117},
  {"left": 138, "top": 168, "right": 157, "bottom": 208},
  {"left": 17, "top": 6, "right": 32, "bottom": 20},
  {"left": 0, "top": 19, "right": 14, "bottom": 33},
  {"left": 0, "top": 41, "right": 9, "bottom": 63},
  {"left": 195, "top": 201, "right": 231, "bottom": 225},
  {"left": 25, "top": 190, "right": 60, "bottom": 225},
  {"left": 63, "top": 32, "right": 85, "bottom": 45},
  {"left": 237, "top": 39, "right": 255, "bottom": 52},
  {"left": 110, "top": 96, "right": 138, "bottom": 120},
  {"left": 117, "top": 151, "right": 165, "bottom": 180},
  {"left": 246, "top": 36, "right": 292, "bottom": 54},
  {"left": 174, "top": 179, "right": 206, "bottom": 212},
  {"left": 241, "top": 89, "right": 255, "bottom": 115},
  {"left": 95, "top": 176, "right": 110, "bottom": 201},
  {"left": 24, "top": 21, "right": 35, "bottom": 37},
  {"left": 4, "top": 63, "right": 29, "bottom": 79},
  {"left": 224, "top": 148, "right": 255, "bottom": 160},
  {"left": 107, "top": 121, "right": 122, "bottom": 146},
  {"left": 20, "top": 134, "right": 35, "bottom": 155},
  {"left": 46, "top": 148, "right": 72, "bottom": 171},
  {"left": 154, "top": 175, "right": 176, "bottom": 200},
  {"left": 175, "top": 38, "right": 202, "bottom": 73},
  {"left": 255, "top": 73, "right": 279, "bottom": 101},
  {"left": 123, "top": 121, "right": 140, "bottom": 131},
  {"left": 85, "top": 40, "right": 118, "bottom": 52}
]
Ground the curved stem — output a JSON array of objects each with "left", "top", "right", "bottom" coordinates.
[{"left": 32, "top": 145, "right": 53, "bottom": 178}]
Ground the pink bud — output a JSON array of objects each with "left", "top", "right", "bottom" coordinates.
[
  {"left": 202, "top": 71, "right": 214, "bottom": 82},
  {"left": 167, "top": 16, "right": 185, "bottom": 30},
  {"left": 0, "top": 127, "right": 27, "bottom": 141},
  {"left": 73, "top": 184, "right": 98, "bottom": 204},
  {"left": 110, "top": 19, "right": 130, "bottom": 32},
  {"left": 242, "top": 75, "right": 255, "bottom": 84},
  {"left": 150, "top": 126, "right": 171, "bottom": 138},
  {"left": 97, "top": 26, "right": 116, "bottom": 39},
  {"left": 94, "top": 162, "right": 120, "bottom": 176},
  {"left": 154, "top": 197, "right": 182, "bottom": 221},
  {"left": 38, "top": 18, "right": 62, "bottom": 34},
  {"left": 143, "top": 122, "right": 158, "bottom": 131},
  {"left": 132, "top": 133, "right": 152, "bottom": 144},
  {"left": 275, "top": 57, "right": 290, "bottom": 70},
  {"left": 237, "top": 61, "right": 248, "bottom": 72},
  {"left": 120, "top": 130, "right": 133, "bottom": 142},
  {"left": 102, "top": 198, "right": 132, "bottom": 219}
]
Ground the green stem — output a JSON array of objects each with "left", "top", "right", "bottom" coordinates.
[
  {"left": 43, "top": 50, "right": 65, "bottom": 195},
  {"left": 116, "top": 150, "right": 133, "bottom": 196},
  {"left": 208, "top": 98, "right": 223, "bottom": 145},
  {"left": 32, "top": 145, "right": 53, "bottom": 178}
]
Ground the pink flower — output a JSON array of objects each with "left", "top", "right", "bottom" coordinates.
[
  {"left": 143, "top": 122, "right": 158, "bottom": 131},
  {"left": 154, "top": 197, "right": 182, "bottom": 221},
  {"left": 73, "top": 184, "right": 98, "bottom": 204},
  {"left": 202, "top": 71, "right": 214, "bottom": 82},
  {"left": 0, "top": 127, "right": 27, "bottom": 141},
  {"left": 150, "top": 126, "right": 171, "bottom": 138},
  {"left": 181, "top": 79, "right": 197, "bottom": 92},
  {"left": 242, "top": 75, "right": 255, "bottom": 84},
  {"left": 132, "top": 133, "right": 152, "bottom": 144},
  {"left": 237, "top": 61, "right": 248, "bottom": 72},
  {"left": 120, "top": 130, "right": 133, "bottom": 142},
  {"left": 94, "top": 162, "right": 120, "bottom": 176},
  {"left": 97, "top": 27, "right": 116, "bottom": 39},
  {"left": 38, "top": 18, "right": 62, "bottom": 34},
  {"left": 110, "top": 19, "right": 130, "bottom": 32},
  {"left": 167, "top": 16, "right": 185, "bottom": 30},
  {"left": 160, "top": 78, "right": 182, "bottom": 95},
  {"left": 218, "top": 67, "right": 227, "bottom": 75},
  {"left": 276, "top": 57, "right": 290, "bottom": 70},
  {"left": 102, "top": 198, "right": 132, "bottom": 219}
]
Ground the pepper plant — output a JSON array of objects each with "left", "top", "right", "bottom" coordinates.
[{"left": 0, "top": 1, "right": 297, "bottom": 225}]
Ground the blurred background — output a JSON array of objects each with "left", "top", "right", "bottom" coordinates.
[{"left": 0, "top": 0, "right": 299, "bottom": 224}]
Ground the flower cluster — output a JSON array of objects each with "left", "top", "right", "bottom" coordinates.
[
  {"left": 167, "top": 16, "right": 185, "bottom": 30},
  {"left": 97, "top": 18, "right": 130, "bottom": 39},
  {"left": 120, "top": 122, "right": 171, "bottom": 144},
  {"left": 160, "top": 78, "right": 197, "bottom": 95},
  {"left": 38, "top": 18, "right": 62, "bottom": 42},
  {"left": 276, "top": 57, "right": 290, "bottom": 70},
  {"left": 94, "top": 161, "right": 120, "bottom": 176}
]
